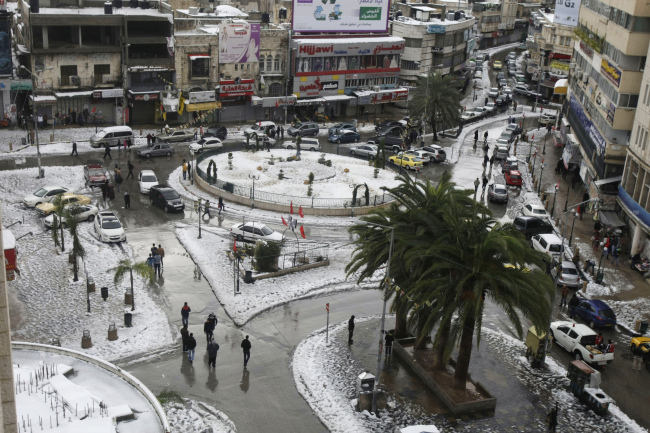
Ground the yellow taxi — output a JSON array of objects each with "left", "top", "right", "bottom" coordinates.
[
  {"left": 388, "top": 155, "right": 423, "bottom": 170},
  {"left": 631, "top": 336, "right": 650, "bottom": 355},
  {"left": 493, "top": 60, "right": 503, "bottom": 70},
  {"left": 36, "top": 193, "right": 92, "bottom": 215}
]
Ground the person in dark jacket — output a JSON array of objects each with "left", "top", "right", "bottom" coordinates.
[
  {"left": 482, "top": 175, "right": 488, "bottom": 192},
  {"left": 124, "top": 191, "right": 131, "bottom": 209},
  {"left": 187, "top": 333, "right": 197, "bottom": 362},
  {"left": 348, "top": 315, "right": 355, "bottom": 344},
  {"left": 126, "top": 161, "right": 134, "bottom": 179},
  {"left": 107, "top": 184, "right": 115, "bottom": 200},
  {"left": 103, "top": 142, "right": 112, "bottom": 159},
  {"left": 547, "top": 406, "right": 558, "bottom": 432},
  {"left": 207, "top": 341, "right": 220, "bottom": 368},
  {"left": 384, "top": 331, "right": 394, "bottom": 357},
  {"left": 568, "top": 293, "right": 580, "bottom": 319},
  {"left": 241, "top": 335, "right": 252, "bottom": 366},
  {"left": 180, "top": 325, "right": 189, "bottom": 352},
  {"left": 559, "top": 284, "right": 569, "bottom": 307},
  {"left": 181, "top": 302, "right": 191, "bottom": 327},
  {"left": 71, "top": 141, "right": 78, "bottom": 156},
  {"left": 204, "top": 318, "right": 216, "bottom": 344},
  {"left": 474, "top": 129, "right": 479, "bottom": 144}
]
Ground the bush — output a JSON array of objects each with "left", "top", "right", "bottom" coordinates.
[
  {"left": 325, "top": 160, "right": 332, "bottom": 167},
  {"left": 254, "top": 240, "right": 282, "bottom": 272},
  {"left": 374, "top": 168, "right": 379, "bottom": 178}
]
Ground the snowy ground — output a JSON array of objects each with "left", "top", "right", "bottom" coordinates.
[
  {"left": 2, "top": 166, "right": 175, "bottom": 362},
  {"left": 165, "top": 399, "right": 236, "bottom": 433},
  {"left": 198, "top": 149, "right": 402, "bottom": 199},
  {"left": 292, "top": 318, "right": 647, "bottom": 433},
  {"left": 175, "top": 223, "right": 379, "bottom": 326}
]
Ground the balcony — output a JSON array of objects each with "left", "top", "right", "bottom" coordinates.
[{"left": 574, "top": 27, "right": 603, "bottom": 53}]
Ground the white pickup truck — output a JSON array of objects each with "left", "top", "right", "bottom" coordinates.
[{"left": 550, "top": 321, "right": 614, "bottom": 366}]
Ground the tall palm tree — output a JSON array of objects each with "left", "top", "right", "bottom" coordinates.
[
  {"left": 65, "top": 211, "right": 85, "bottom": 282},
  {"left": 50, "top": 193, "right": 66, "bottom": 252},
  {"left": 409, "top": 70, "right": 462, "bottom": 141},
  {"left": 111, "top": 259, "right": 154, "bottom": 311}
]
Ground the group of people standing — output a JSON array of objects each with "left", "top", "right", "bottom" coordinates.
[
  {"left": 146, "top": 243, "right": 165, "bottom": 277},
  {"left": 592, "top": 220, "right": 622, "bottom": 267}
]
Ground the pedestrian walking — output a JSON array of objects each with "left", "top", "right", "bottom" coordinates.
[
  {"left": 568, "top": 293, "right": 579, "bottom": 319},
  {"left": 157, "top": 244, "right": 165, "bottom": 268},
  {"left": 348, "top": 315, "right": 355, "bottom": 344},
  {"left": 484, "top": 96, "right": 488, "bottom": 105},
  {"left": 114, "top": 169, "right": 123, "bottom": 192},
  {"left": 218, "top": 197, "right": 224, "bottom": 215},
  {"left": 71, "top": 141, "right": 78, "bottom": 156},
  {"left": 193, "top": 128, "right": 198, "bottom": 140},
  {"left": 571, "top": 175, "right": 578, "bottom": 190},
  {"left": 633, "top": 344, "right": 644, "bottom": 372},
  {"left": 474, "top": 178, "right": 480, "bottom": 193},
  {"left": 187, "top": 333, "right": 197, "bottom": 363},
  {"left": 241, "top": 335, "right": 252, "bottom": 366},
  {"left": 483, "top": 131, "right": 488, "bottom": 144},
  {"left": 100, "top": 181, "right": 108, "bottom": 201},
  {"left": 124, "top": 191, "right": 131, "bottom": 209},
  {"left": 147, "top": 253, "right": 154, "bottom": 267},
  {"left": 147, "top": 133, "right": 152, "bottom": 146},
  {"left": 546, "top": 406, "right": 558, "bottom": 432},
  {"left": 107, "top": 184, "right": 115, "bottom": 200},
  {"left": 513, "top": 100, "right": 518, "bottom": 111},
  {"left": 203, "top": 200, "right": 211, "bottom": 219},
  {"left": 127, "top": 160, "right": 134, "bottom": 179},
  {"left": 181, "top": 302, "right": 191, "bottom": 327},
  {"left": 474, "top": 129, "right": 479, "bottom": 144},
  {"left": 151, "top": 243, "right": 158, "bottom": 256},
  {"left": 187, "top": 161, "right": 192, "bottom": 180},
  {"left": 29, "top": 129, "right": 35, "bottom": 145},
  {"left": 127, "top": 137, "right": 132, "bottom": 150},
  {"left": 103, "top": 143, "right": 112, "bottom": 159},
  {"left": 153, "top": 251, "right": 161, "bottom": 276},
  {"left": 280, "top": 126, "right": 285, "bottom": 140},
  {"left": 180, "top": 325, "right": 189, "bottom": 352},
  {"left": 204, "top": 316, "right": 216, "bottom": 344},
  {"left": 482, "top": 175, "right": 488, "bottom": 192},
  {"left": 559, "top": 284, "right": 569, "bottom": 307},
  {"left": 384, "top": 330, "right": 394, "bottom": 357},
  {"left": 489, "top": 154, "right": 495, "bottom": 169},
  {"left": 611, "top": 247, "right": 620, "bottom": 267},
  {"left": 182, "top": 160, "right": 188, "bottom": 180},
  {"left": 483, "top": 153, "right": 489, "bottom": 168},
  {"left": 207, "top": 340, "right": 220, "bottom": 368}
]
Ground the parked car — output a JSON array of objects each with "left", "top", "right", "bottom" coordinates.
[
  {"left": 515, "top": 73, "right": 527, "bottom": 83},
  {"left": 202, "top": 124, "right": 228, "bottom": 140},
  {"left": 498, "top": 79, "right": 508, "bottom": 88},
  {"left": 513, "top": 216, "right": 554, "bottom": 239},
  {"left": 43, "top": 204, "right": 98, "bottom": 228},
  {"left": 496, "top": 94, "right": 510, "bottom": 107},
  {"left": 508, "top": 51, "right": 516, "bottom": 60},
  {"left": 630, "top": 336, "right": 650, "bottom": 356},
  {"left": 574, "top": 299, "right": 617, "bottom": 328},
  {"left": 401, "top": 150, "right": 428, "bottom": 164},
  {"left": 328, "top": 123, "right": 357, "bottom": 136},
  {"left": 138, "top": 170, "right": 159, "bottom": 194},
  {"left": 522, "top": 203, "right": 548, "bottom": 218},
  {"left": 539, "top": 113, "right": 557, "bottom": 126},
  {"left": 94, "top": 211, "right": 126, "bottom": 243},
  {"left": 84, "top": 163, "right": 107, "bottom": 189},
  {"left": 329, "top": 130, "right": 361, "bottom": 144},
  {"left": 189, "top": 138, "right": 223, "bottom": 154},
  {"left": 375, "top": 120, "right": 402, "bottom": 132},
  {"left": 461, "top": 111, "right": 479, "bottom": 122},
  {"left": 493, "top": 60, "right": 503, "bottom": 70},
  {"left": 485, "top": 102, "right": 497, "bottom": 112},
  {"left": 531, "top": 233, "right": 563, "bottom": 261},
  {"left": 508, "top": 68, "right": 517, "bottom": 77},
  {"left": 375, "top": 126, "right": 405, "bottom": 150},
  {"left": 36, "top": 193, "right": 92, "bottom": 216},
  {"left": 550, "top": 260, "right": 581, "bottom": 288},
  {"left": 89, "top": 126, "right": 133, "bottom": 148},
  {"left": 231, "top": 222, "right": 284, "bottom": 243},
  {"left": 488, "top": 183, "right": 509, "bottom": 204},
  {"left": 156, "top": 129, "right": 195, "bottom": 143},
  {"left": 502, "top": 156, "right": 519, "bottom": 172},
  {"left": 422, "top": 145, "right": 447, "bottom": 162},
  {"left": 550, "top": 321, "right": 614, "bottom": 366},
  {"left": 500, "top": 130, "right": 515, "bottom": 143},
  {"left": 506, "top": 123, "right": 522, "bottom": 135},
  {"left": 494, "top": 145, "right": 510, "bottom": 160},
  {"left": 282, "top": 137, "right": 320, "bottom": 151},
  {"left": 149, "top": 184, "right": 185, "bottom": 213},
  {"left": 137, "top": 143, "right": 175, "bottom": 158},
  {"left": 504, "top": 169, "right": 522, "bottom": 187},
  {"left": 503, "top": 87, "right": 513, "bottom": 99},
  {"left": 349, "top": 144, "right": 378, "bottom": 159},
  {"left": 497, "top": 72, "right": 506, "bottom": 81},
  {"left": 24, "top": 186, "right": 72, "bottom": 208},
  {"left": 388, "top": 155, "right": 423, "bottom": 170},
  {"left": 287, "top": 121, "right": 319, "bottom": 138},
  {"left": 474, "top": 70, "right": 483, "bottom": 79},
  {"left": 244, "top": 121, "right": 276, "bottom": 138},
  {"left": 488, "top": 87, "right": 500, "bottom": 99}
]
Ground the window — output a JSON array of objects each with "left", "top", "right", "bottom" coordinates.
[
  {"left": 268, "top": 82, "right": 282, "bottom": 96},
  {"left": 644, "top": 129, "right": 649, "bottom": 151},
  {"left": 60, "top": 65, "right": 78, "bottom": 85},
  {"left": 565, "top": 37, "right": 571, "bottom": 47},
  {"left": 403, "top": 38, "right": 422, "bottom": 48},
  {"left": 266, "top": 55, "right": 272, "bottom": 71},
  {"left": 274, "top": 55, "right": 280, "bottom": 71},
  {"left": 644, "top": 84, "right": 649, "bottom": 105},
  {"left": 260, "top": 55, "right": 265, "bottom": 71},
  {"left": 94, "top": 64, "right": 110, "bottom": 83},
  {"left": 636, "top": 125, "right": 642, "bottom": 145},
  {"left": 190, "top": 56, "right": 210, "bottom": 78}
]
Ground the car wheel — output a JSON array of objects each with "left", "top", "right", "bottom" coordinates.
[
  {"left": 369, "top": 155, "right": 374, "bottom": 160},
  {"left": 165, "top": 140, "right": 170, "bottom": 144},
  {"left": 589, "top": 320, "right": 596, "bottom": 329},
  {"left": 574, "top": 351, "right": 582, "bottom": 361},
  {"left": 164, "top": 205, "right": 170, "bottom": 213},
  {"left": 336, "top": 139, "right": 341, "bottom": 144},
  {"left": 287, "top": 145, "right": 293, "bottom": 149},
  {"left": 166, "top": 152, "right": 172, "bottom": 156},
  {"left": 310, "top": 147, "right": 317, "bottom": 151},
  {"left": 146, "top": 154, "right": 151, "bottom": 158},
  {"left": 355, "top": 138, "right": 359, "bottom": 143},
  {"left": 350, "top": 150, "right": 356, "bottom": 156},
  {"left": 87, "top": 215, "right": 95, "bottom": 222},
  {"left": 235, "top": 234, "right": 244, "bottom": 242}
]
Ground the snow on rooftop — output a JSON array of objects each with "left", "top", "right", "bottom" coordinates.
[
  {"left": 215, "top": 4, "right": 248, "bottom": 17},
  {"left": 293, "top": 36, "right": 404, "bottom": 44}
]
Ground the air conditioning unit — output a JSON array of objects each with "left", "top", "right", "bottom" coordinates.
[
  {"left": 582, "top": 73, "right": 589, "bottom": 83},
  {"left": 373, "top": 86, "right": 381, "bottom": 92},
  {"left": 70, "top": 76, "right": 81, "bottom": 86},
  {"left": 575, "top": 71, "right": 582, "bottom": 80}
]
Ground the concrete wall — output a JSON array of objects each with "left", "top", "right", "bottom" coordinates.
[
  {"left": 0, "top": 209, "right": 17, "bottom": 433},
  {"left": 174, "top": 32, "right": 219, "bottom": 92}
]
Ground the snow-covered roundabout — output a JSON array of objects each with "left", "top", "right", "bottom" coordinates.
[{"left": 197, "top": 149, "right": 403, "bottom": 204}]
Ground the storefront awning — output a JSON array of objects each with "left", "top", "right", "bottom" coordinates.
[
  {"left": 55, "top": 91, "right": 93, "bottom": 98},
  {"left": 599, "top": 210, "right": 626, "bottom": 228},
  {"left": 594, "top": 175, "right": 622, "bottom": 186},
  {"left": 554, "top": 79, "right": 568, "bottom": 95},
  {"left": 295, "top": 98, "right": 325, "bottom": 106},
  {"left": 29, "top": 95, "right": 57, "bottom": 105},
  {"left": 322, "top": 95, "right": 352, "bottom": 102},
  {"left": 185, "top": 101, "right": 222, "bottom": 112}
]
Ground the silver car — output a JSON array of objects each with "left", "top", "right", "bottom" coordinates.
[
  {"left": 488, "top": 183, "right": 509, "bottom": 204},
  {"left": 349, "top": 144, "right": 378, "bottom": 159},
  {"left": 137, "top": 143, "right": 175, "bottom": 158},
  {"left": 551, "top": 260, "right": 581, "bottom": 288},
  {"left": 156, "top": 130, "right": 195, "bottom": 143}
]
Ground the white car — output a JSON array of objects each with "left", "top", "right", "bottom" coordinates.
[
  {"left": 401, "top": 150, "right": 429, "bottom": 164},
  {"left": 43, "top": 204, "right": 98, "bottom": 228},
  {"left": 189, "top": 138, "right": 223, "bottom": 154},
  {"left": 230, "top": 222, "right": 284, "bottom": 243},
  {"left": 349, "top": 144, "right": 378, "bottom": 159},
  {"left": 485, "top": 102, "right": 497, "bottom": 112},
  {"left": 138, "top": 170, "right": 158, "bottom": 194},
  {"left": 488, "top": 87, "right": 500, "bottom": 99},
  {"left": 244, "top": 121, "right": 276, "bottom": 137},
  {"left": 94, "top": 211, "right": 126, "bottom": 243},
  {"left": 282, "top": 138, "right": 320, "bottom": 151},
  {"left": 522, "top": 204, "right": 548, "bottom": 218},
  {"left": 23, "top": 186, "right": 72, "bottom": 208}
]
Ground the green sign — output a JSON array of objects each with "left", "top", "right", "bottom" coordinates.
[{"left": 360, "top": 7, "right": 381, "bottom": 20}]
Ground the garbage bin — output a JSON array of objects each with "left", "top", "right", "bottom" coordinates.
[
  {"left": 21, "top": 137, "right": 26, "bottom": 146},
  {"left": 244, "top": 270, "right": 253, "bottom": 283},
  {"left": 641, "top": 321, "right": 649, "bottom": 334},
  {"left": 124, "top": 312, "right": 132, "bottom": 327},
  {"left": 101, "top": 286, "right": 109, "bottom": 301}
]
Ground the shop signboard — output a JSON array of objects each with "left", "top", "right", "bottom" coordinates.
[
  {"left": 293, "top": 37, "right": 404, "bottom": 58},
  {"left": 292, "top": 0, "right": 390, "bottom": 34},
  {"left": 600, "top": 59, "right": 621, "bottom": 88},
  {"left": 93, "top": 89, "right": 124, "bottom": 99},
  {"left": 220, "top": 79, "right": 255, "bottom": 97},
  {"left": 188, "top": 91, "right": 216, "bottom": 103},
  {"left": 219, "top": 23, "right": 260, "bottom": 64},
  {"left": 570, "top": 94, "right": 606, "bottom": 155},
  {"left": 426, "top": 24, "right": 446, "bottom": 34},
  {"left": 553, "top": 0, "right": 581, "bottom": 27}
]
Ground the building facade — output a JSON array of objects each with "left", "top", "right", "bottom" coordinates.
[{"left": 472, "top": 0, "right": 522, "bottom": 49}]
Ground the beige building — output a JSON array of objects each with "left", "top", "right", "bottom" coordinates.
[{"left": 472, "top": 0, "right": 524, "bottom": 49}]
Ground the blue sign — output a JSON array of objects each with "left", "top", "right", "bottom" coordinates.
[
  {"left": 570, "top": 94, "right": 606, "bottom": 155},
  {"left": 619, "top": 185, "right": 650, "bottom": 228},
  {"left": 426, "top": 24, "right": 446, "bottom": 34}
]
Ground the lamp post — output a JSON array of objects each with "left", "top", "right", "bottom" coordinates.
[
  {"left": 550, "top": 183, "right": 558, "bottom": 218},
  {"left": 249, "top": 175, "right": 259, "bottom": 209},
  {"left": 596, "top": 242, "right": 606, "bottom": 284},
  {"left": 197, "top": 198, "right": 203, "bottom": 239},
  {"left": 537, "top": 163, "right": 545, "bottom": 195},
  {"left": 568, "top": 210, "right": 578, "bottom": 247},
  {"left": 20, "top": 65, "right": 52, "bottom": 179},
  {"left": 563, "top": 178, "right": 571, "bottom": 212}
]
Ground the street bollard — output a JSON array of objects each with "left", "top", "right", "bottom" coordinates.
[
  {"left": 582, "top": 281, "right": 588, "bottom": 293},
  {"left": 81, "top": 330, "right": 93, "bottom": 349},
  {"left": 108, "top": 323, "right": 118, "bottom": 341},
  {"left": 9, "top": 142, "right": 12, "bottom": 151}
]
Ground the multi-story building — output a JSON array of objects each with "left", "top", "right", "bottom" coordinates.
[
  {"left": 566, "top": 0, "right": 649, "bottom": 209},
  {"left": 390, "top": 4, "right": 476, "bottom": 86},
  {"left": 472, "top": 0, "right": 521, "bottom": 49}
]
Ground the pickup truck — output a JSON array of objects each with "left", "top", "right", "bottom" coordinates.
[{"left": 550, "top": 321, "right": 614, "bottom": 366}]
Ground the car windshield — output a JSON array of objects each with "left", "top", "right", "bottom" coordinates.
[
  {"left": 34, "top": 188, "right": 48, "bottom": 197},
  {"left": 261, "top": 226, "right": 274, "bottom": 236},
  {"left": 250, "top": 125, "right": 261, "bottom": 131},
  {"left": 102, "top": 220, "right": 122, "bottom": 229},
  {"left": 549, "top": 244, "right": 562, "bottom": 252},
  {"left": 88, "top": 169, "right": 104, "bottom": 176},
  {"left": 533, "top": 208, "right": 546, "bottom": 215},
  {"left": 142, "top": 175, "right": 157, "bottom": 182},
  {"left": 94, "top": 131, "right": 107, "bottom": 138},
  {"left": 162, "top": 190, "right": 180, "bottom": 200},
  {"left": 495, "top": 187, "right": 507, "bottom": 194},
  {"left": 197, "top": 139, "right": 208, "bottom": 145},
  {"left": 562, "top": 267, "right": 578, "bottom": 275},
  {"left": 599, "top": 308, "right": 616, "bottom": 319}
]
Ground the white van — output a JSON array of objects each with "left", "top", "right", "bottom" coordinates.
[
  {"left": 244, "top": 121, "right": 276, "bottom": 138},
  {"left": 531, "top": 233, "right": 563, "bottom": 261},
  {"left": 474, "top": 70, "right": 483, "bottom": 79},
  {"left": 90, "top": 126, "right": 134, "bottom": 148},
  {"left": 282, "top": 137, "right": 320, "bottom": 151}
]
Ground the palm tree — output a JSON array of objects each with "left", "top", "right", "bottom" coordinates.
[
  {"left": 65, "top": 211, "right": 85, "bottom": 282},
  {"left": 50, "top": 193, "right": 66, "bottom": 252},
  {"left": 111, "top": 259, "right": 154, "bottom": 311},
  {"left": 409, "top": 70, "right": 462, "bottom": 141}
]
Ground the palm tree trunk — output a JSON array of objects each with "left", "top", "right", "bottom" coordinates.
[
  {"left": 453, "top": 315, "right": 475, "bottom": 390},
  {"left": 73, "top": 253, "right": 78, "bottom": 282},
  {"left": 60, "top": 219, "right": 65, "bottom": 252},
  {"left": 433, "top": 317, "right": 450, "bottom": 370},
  {"left": 393, "top": 296, "right": 409, "bottom": 339},
  {"left": 130, "top": 269, "right": 135, "bottom": 311},
  {"left": 431, "top": 107, "right": 438, "bottom": 141},
  {"left": 414, "top": 316, "right": 427, "bottom": 351}
]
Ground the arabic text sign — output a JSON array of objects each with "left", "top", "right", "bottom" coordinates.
[
  {"left": 600, "top": 59, "right": 621, "bottom": 88},
  {"left": 553, "top": 0, "right": 581, "bottom": 28},
  {"left": 219, "top": 23, "right": 260, "bottom": 64},
  {"left": 292, "top": 0, "right": 390, "bottom": 33}
]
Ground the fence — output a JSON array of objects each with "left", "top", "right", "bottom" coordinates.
[
  {"left": 237, "top": 238, "right": 329, "bottom": 273},
  {"left": 196, "top": 149, "right": 397, "bottom": 209}
]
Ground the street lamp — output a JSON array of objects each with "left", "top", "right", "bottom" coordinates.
[
  {"left": 568, "top": 210, "right": 578, "bottom": 247},
  {"left": 249, "top": 174, "right": 260, "bottom": 209},
  {"left": 20, "top": 65, "right": 52, "bottom": 179},
  {"left": 416, "top": 62, "right": 443, "bottom": 145},
  {"left": 537, "top": 163, "right": 546, "bottom": 195}
]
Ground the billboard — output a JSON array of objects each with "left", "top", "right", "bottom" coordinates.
[
  {"left": 219, "top": 23, "right": 260, "bottom": 64},
  {"left": 292, "top": 0, "right": 390, "bottom": 34},
  {"left": 553, "top": 0, "right": 581, "bottom": 27}
]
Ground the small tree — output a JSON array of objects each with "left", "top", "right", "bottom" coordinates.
[
  {"left": 228, "top": 152, "right": 233, "bottom": 170},
  {"left": 111, "top": 259, "right": 154, "bottom": 311},
  {"left": 254, "top": 240, "right": 282, "bottom": 272},
  {"left": 65, "top": 211, "right": 86, "bottom": 282},
  {"left": 50, "top": 194, "right": 66, "bottom": 252},
  {"left": 307, "top": 172, "right": 314, "bottom": 196},
  {"left": 374, "top": 168, "right": 379, "bottom": 178}
]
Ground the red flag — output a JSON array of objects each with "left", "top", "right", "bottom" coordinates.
[
  {"left": 299, "top": 225, "right": 306, "bottom": 239},
  {"left": 91, "top": 107, "right": 96, "bottom": 113},
  {"left": 290, "top": 201, "right": 294, "bottom": 215},
  {"left": 233, "top": 239, "right": 237, "bottom": 252},
  {"left": 531, "top": 134, "right": 535, "bottom": 140},
  {"left": 281, "top": 216, "right": 288, "bottom": 226},
  {"left": 299, "top": 206, "right": 304, "bottom": 218},
  {"left": 275, "top": 100, "right": 279, "bottom": 107}
]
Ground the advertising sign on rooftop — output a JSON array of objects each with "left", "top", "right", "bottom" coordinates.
[
  {"left": 292, "top": 0, "right": 390, "bottom": 34},
  {"left": 219, "top": 23, "right": 260, "bottom": 64},
  {"left": 553, "top": 0, "right": 581, "bottom": 27}
]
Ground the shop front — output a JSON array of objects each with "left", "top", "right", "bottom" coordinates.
[
  {"left": 252, "top": 95, "right": 297, "bottom": 123},
  {"left": 127, "top": 91, "right": 160, "bottom": 125},
  {"left": 219, "top": 79, "right": 257, "bottom": 123},
  {"left": 90, "top": 88, "right": 125, "bottom": 125}
]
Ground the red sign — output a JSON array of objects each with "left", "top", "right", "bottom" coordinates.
[
  {"left": 132, "top": 93, "right": 159, "bottom": 102},
  {"left": 579, "top": 41, "right": 594, "bottom": 58},
  {"left": 299, "top": 77, "right": 321, "bottom": 93},
  {"left": 548, "top": 52, "right": 572, "bottom": 60},
  {"left": 220, "top": 79, "right": 255, "bottom": 97},
  {"left": 326, "top": 303, "right": 329, "bottom": 312}
]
